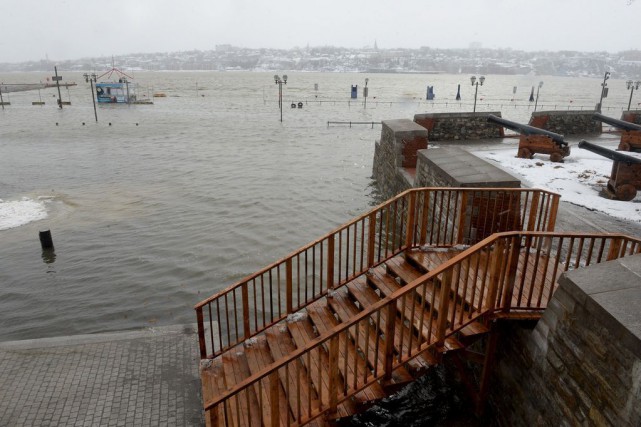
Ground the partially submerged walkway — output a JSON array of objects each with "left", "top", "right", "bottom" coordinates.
[{"left": 0, "top": 324, "right": 204, "bottom": 426}]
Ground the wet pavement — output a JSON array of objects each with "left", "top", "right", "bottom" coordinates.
[{"left": 0, "top": 324, "right": 203, "bottom": 427}]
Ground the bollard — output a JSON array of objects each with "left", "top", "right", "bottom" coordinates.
[{"left": 39, "top": 230, "right": 54, "bottom": 250}]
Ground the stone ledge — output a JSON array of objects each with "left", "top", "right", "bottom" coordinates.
[
  {"left": 417, "top": 147, "right": 520, "bottom": 188},
  {"left": 558, "top": 254, "right": 641, "bottom": 356}
]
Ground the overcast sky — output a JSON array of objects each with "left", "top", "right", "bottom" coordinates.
[{"left": 1, "top": 0, "right": 639, "bottom": 63}]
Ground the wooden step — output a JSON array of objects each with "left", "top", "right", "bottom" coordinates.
[
  {"left": 265, "top": 321, "right": 346, "bottom": 423},
  {"left": 326, "top": 287, "right": 416, "bottom": 386},
  {"left": 435, "top": 336, "right": 466, "bottom": 354},
  {"left": 406, "top": 248, "right": 491, "bottom": 320},
  {"left": 459, "top": 321, "right": 490, "bottom": 342},
  {"left": 385, "top": 256, "right": 424, "bottom": 285},
  {"left": 221, "top": 349, "right": 261, "bottom": 426},
  {"left": 346, "top": 276, "right": 435, "bottom": 376},
  {"left": 305, "top": 302, "right": 387, "bottom": 406},
  {"left": 243, "top": 336, "right": 292, "bottom": 426},
  {"left": 201, "top": 358, "right": 227, "bottom": 427},
  {"left": 405, "top": 247, "right": 462, "bottom": 274},
  {"left": 366, "top": 265, "right": 440, "bottom": 344}
]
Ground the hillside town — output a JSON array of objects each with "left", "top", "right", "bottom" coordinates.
[{"left": 2, "top": 45, "right": 641, "bottom": 78}]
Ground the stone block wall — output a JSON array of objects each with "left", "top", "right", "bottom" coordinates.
[
  {"left": 488, "top": 255, "right": 641, "bottom": 427},
  {"left": 414, "top": 112, "right": 504, "bottom": 141},
  {"left": 372, "top": 119, "right": 428, "bottom": 199},
  {"left": 414, "top": 148, "right": 521, "bottom": 243},
  {"left": 621, "top": 110, "right": 641, "bottom": 125},
  {"left": 529, "top": 110, "right": 602, "bottom": 135}
]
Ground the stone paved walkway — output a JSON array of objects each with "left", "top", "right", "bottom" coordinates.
[{"left": 0, "top": 324, "right": 204, "bottom": 426}]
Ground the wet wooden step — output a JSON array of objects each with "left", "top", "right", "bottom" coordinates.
[
  {"left": 265, "top": 322, "right": 338, "bottom": 423},
  {"left": 459, "top": 321, "right": 490, "bottom": 341},
  {"left": 366, "top": 265, "right": 440, "bottom": 343},
  {"left": 284, "top": 312, "right": 358, "bottom": 421},
  {"left": 201, "top": 358, "right": 227, "bottom": 427},
  {"left": 243, "top": 336, "right": 292, "bottom": 426},
  {"left": 221, "top": 349, "right": 261, "bottom": 426},
  {"left": 407, "top": 248, "right": 491, "bottom": 316},
  {"left": 386, "top": 256, "right": 424, "bottom": 285},
  {"left": 346, "top": 276, "right": 434, "bottom": 376},
  {"left": 405, "top": 247, "right": 463, "bottom": 274},
  {"left": 326, "top": 287, "right": 415, "bottom": 386},
  {"left": 306, "top": 302, "right": 387, "bottom": 406}
]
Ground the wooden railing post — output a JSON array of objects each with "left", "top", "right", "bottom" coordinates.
[
  {"left": 383, "top": 303, "right": 397, "bottom": 382},
  {"left": 456, "top": 191, "right": 469, "bottom": 244},
  {"left": 547, "top": 194, "right": 560, "bottom": 231},
  {"left": 405, "top": 191, "right": 417, "bottom": 248},
  {"left": 419, "top": 190, "right": 430, "bottom": 245},
  {"left": 436, "top": 268, "right": 453, "bottom": 345},
  {"left": 500, "top": 236, "right": 522, "bottom": 312},
  {"left": 242, "top": 283, "right": 251, "bottom": 338},
  {"left": 367, "top": 212, "right": 377, "bottom": 268},
  {"left": 526, "top": 191, "right": 540, "bottom": 231},
  {"left": 196, "top": 307, "right": 207, "bottom": 359},
  {"left": 328, "top": 335, "right": 340, "bottom": 418},
  {"left": 485, "top": 238, "right": 507, "bottom": 312},
  {"left": 270, "top": 371, "right": 280, "bottom": 427},
  {"left": 327, "top": 235, "right": 335, "bottom": 290},
  {"left": 607, "top": 238, "right": 623, "bottom": 261},
  {"left": 286, "top": 259, "right": 293, "bottom": 314}
]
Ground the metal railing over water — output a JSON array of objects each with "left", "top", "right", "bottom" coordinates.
[
  {"left": 326, "top": 121, "right": 381, "bottom": 128},
  {"left": 195, "top": 187, "right": 561, "bottom": 359}
]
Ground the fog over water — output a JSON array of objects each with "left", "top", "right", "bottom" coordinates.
[{"left": 1, "top": 0, "right": 640, "bottom": 63}]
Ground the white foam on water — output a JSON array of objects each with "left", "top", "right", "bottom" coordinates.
[{"left": 0, "top": 197, "right": 48, "bottom": 231}]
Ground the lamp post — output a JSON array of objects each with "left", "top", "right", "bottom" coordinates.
[
  {"left": 274, "top": 74, "right": 287, "bottom": 122},
  {"left": 534, "top": 81, "right": 544, "bottom": 112},
  {"left": 364, "top": 78, "right": 369, "bottom": 109},
  {"left": 597, "top": 71, "right": 610, "bottom": 113},
  {"left": 626, "top": 80, "right": 641, "bottom": 111},
  {"left": 470, "top": 75, "right": 485, "bottom": 113},
  {"left": 83, "top": 73, "right": 98, "bottom": 122}
]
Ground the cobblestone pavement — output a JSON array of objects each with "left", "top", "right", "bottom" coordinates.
[{"left": 0, "top": 324, "right": 204, "bottom": 426}]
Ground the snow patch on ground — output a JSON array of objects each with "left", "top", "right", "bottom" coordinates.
[{"left": 474, "top": 148, "right": 641, "bottom": 223}]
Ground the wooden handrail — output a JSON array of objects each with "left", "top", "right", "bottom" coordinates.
[
  {"left": 202, "top": 231, "right": 641, "bottom": 419},
  {"left": 195, "top": 188, "right": 561, "bottom": 359}
]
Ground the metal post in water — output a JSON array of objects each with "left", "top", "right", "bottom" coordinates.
[
  {"left": 84, "top": 73, "right": 98, "bottom": 122},
  {"left": 54, "top": 66, "right": 63, "bottom": 109},
  {"left": 0, "top": 83, "right": 4, "bottom": 110},
  {"left": 39, "top": 230, "right": 54, "bottom": 250},
  {"left": 597, "top": 71, "right": 610, "bottom": 113},
  {"left": 534, "top": 81, "right": 544, "bottom": 112}
]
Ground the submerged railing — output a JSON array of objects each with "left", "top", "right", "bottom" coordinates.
[
  {"left": 202, "top": 231, "right": 641, "bottom": 426},
  {"left": 195, "top": 187, "right": 560, "bottom": 359}
]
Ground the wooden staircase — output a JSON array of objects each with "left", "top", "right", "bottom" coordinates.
[
  {"left": 195, "top": 188, "right": 641, "bottom": 426},
  {"left": 200, "top": 248, "right": 476, "bottom": 426}
]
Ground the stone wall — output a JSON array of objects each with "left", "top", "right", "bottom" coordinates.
[
  {"left": 529, "top": 110, "right": 602, "bottom": 135},
  {"left": 415, "top": 148, "right": 521, "bottom": 242},
  {"left": 489, "top": 255, "right": 641, "bottom": 427},
  {"left": 621, "top": 110, "right": 641, "bottom": 125},
  {"left": 413, "top": 112, "right": 504, "bottom": 141},
  {"left": 372, "top": 119, "right": 428, "bottom": 198}
]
